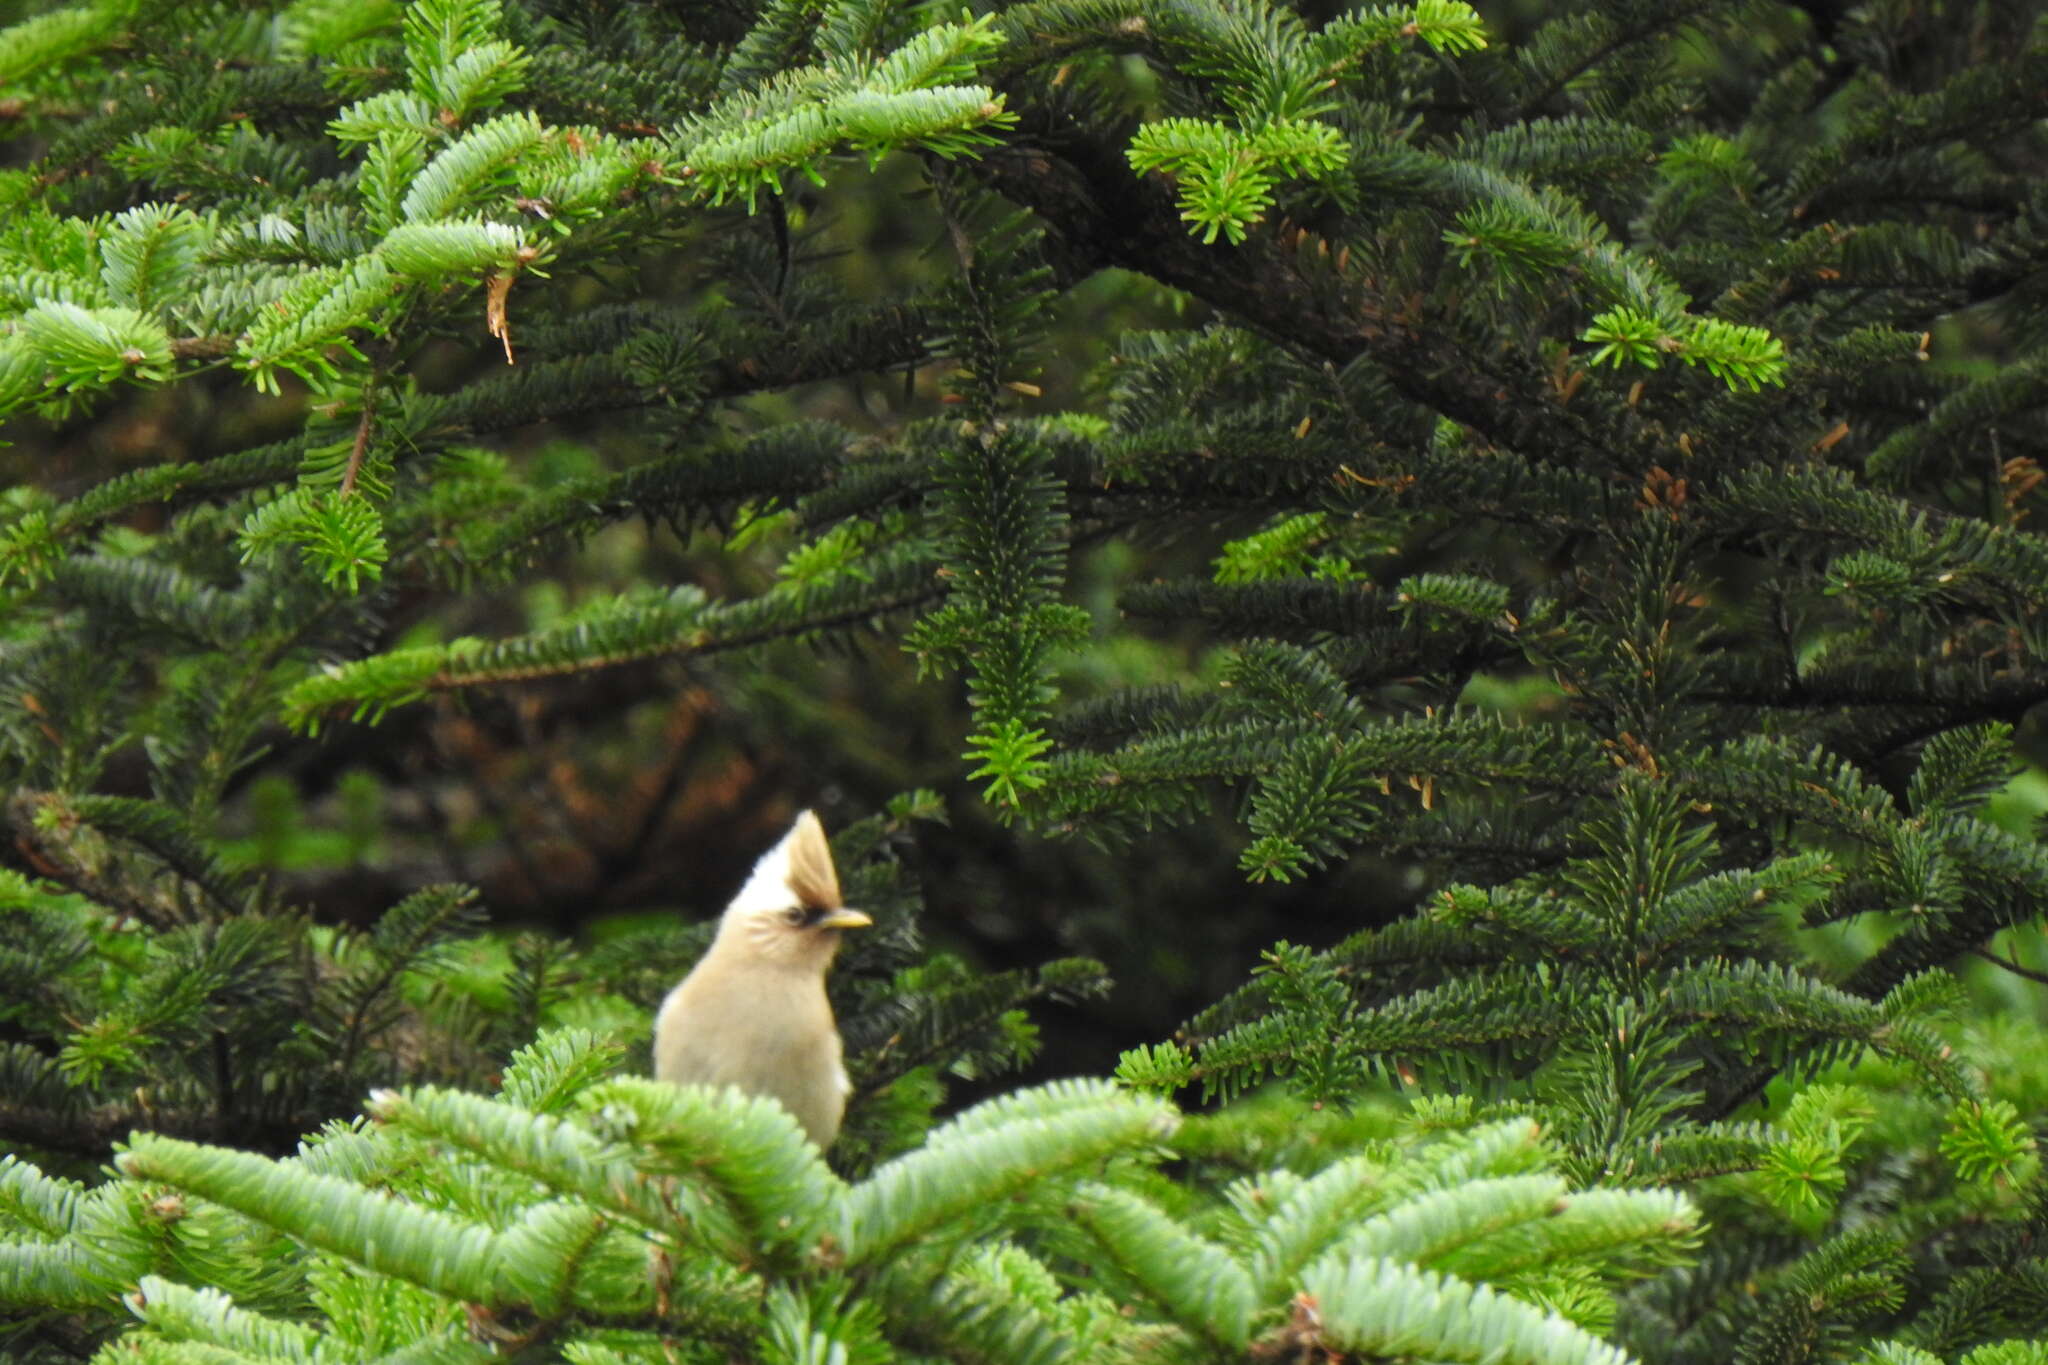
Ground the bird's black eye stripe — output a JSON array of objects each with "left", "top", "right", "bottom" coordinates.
[{"left": 783, "top": 905, "right": 828, "bottom": 927}]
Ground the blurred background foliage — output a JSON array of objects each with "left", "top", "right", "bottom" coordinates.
[
  {"left": 0, "top": 102, "right": 1408, "bottom": 1094},
  {"left": 5, "top": 0, "right": 2048, "bottom": 1102},
  {"left": 0, "top": 0, "right": 2045, "bottom": 1156},
  {"left": 7, "top": 0, "right": 2048, "bottom": 1358}
]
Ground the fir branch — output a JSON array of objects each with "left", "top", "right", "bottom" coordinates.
[
  {"left": 1967, "top": 946, "right": 2048, "bottom": 988},
  {"left": 971, "top": 138, "right": 1650, "bottom": 470},
  {"left": 282, "top": 550, "right": 941, "bottom": 730},
  {"left": 836, "top": 1081, "right": 1178, "bottom": 1265}
]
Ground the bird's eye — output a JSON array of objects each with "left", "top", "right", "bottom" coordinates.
[{"left": 782, "top": 907, "right": 808, "bottom": 927}]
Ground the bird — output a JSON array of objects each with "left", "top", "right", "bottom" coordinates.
[{"left": 652, "top": 810, "right": 872, "bottom": 1149}]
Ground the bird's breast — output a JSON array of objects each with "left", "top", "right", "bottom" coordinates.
[{"left": 653, "top": 962, "right": 848, "bottom": 1147}]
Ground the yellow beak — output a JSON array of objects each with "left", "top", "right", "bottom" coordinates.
[{"left": 816, "top": 907, "right": 873, "bottom": 931}]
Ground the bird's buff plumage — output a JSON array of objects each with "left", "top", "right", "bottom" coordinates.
[{"left": 652, "top": 811, "right": 871, "bottom": 1148}]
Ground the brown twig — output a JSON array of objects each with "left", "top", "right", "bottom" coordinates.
[
  {"left": 338, "top": 371, "right": 379, "bottom": 499},
  {"left": 169, "top": 334, "right": 236, "bottom": 359},
  {"left": 1970, "top": 945, "right": 2048, "bottom": 987}
]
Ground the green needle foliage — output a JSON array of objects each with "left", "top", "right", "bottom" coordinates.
[
  {"left": 2, "top": 1048, "right": 1705, "bottom": 1363},
  {"left": 5, "top": 0, "right": 2048, "bottom": 1359}
]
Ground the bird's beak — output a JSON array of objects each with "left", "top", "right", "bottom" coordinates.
[{"left": 816, "top": 907, "right": 872, "bottom": 931}]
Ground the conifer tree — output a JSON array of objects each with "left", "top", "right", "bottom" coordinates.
[{"left": 4, "top": 0, "right": 2048, "bottom": 1361}]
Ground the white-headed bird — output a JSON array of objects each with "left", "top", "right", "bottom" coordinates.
[{"left": 652, "top": 811, "right": 871, "bottom": 1149}]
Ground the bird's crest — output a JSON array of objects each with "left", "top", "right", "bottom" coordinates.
[
  {"left": 781, "top": 809, "right": 841, "bottom": 910},
  {"left": 722, "top": 810, "right": 839, "bottom": 916}
]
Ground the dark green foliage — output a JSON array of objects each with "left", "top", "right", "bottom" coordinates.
[{"left": 5, "top": 0, "right": 2048, "bottom": 1360}]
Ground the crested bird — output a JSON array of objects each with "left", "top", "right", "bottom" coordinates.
[{"left": 652, "top": 810, "right": 872, "bottom": 1149}]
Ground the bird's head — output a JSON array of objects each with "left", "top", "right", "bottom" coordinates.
[{"left": 712, "top": 810, "right": 872, "bottom": 970}]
